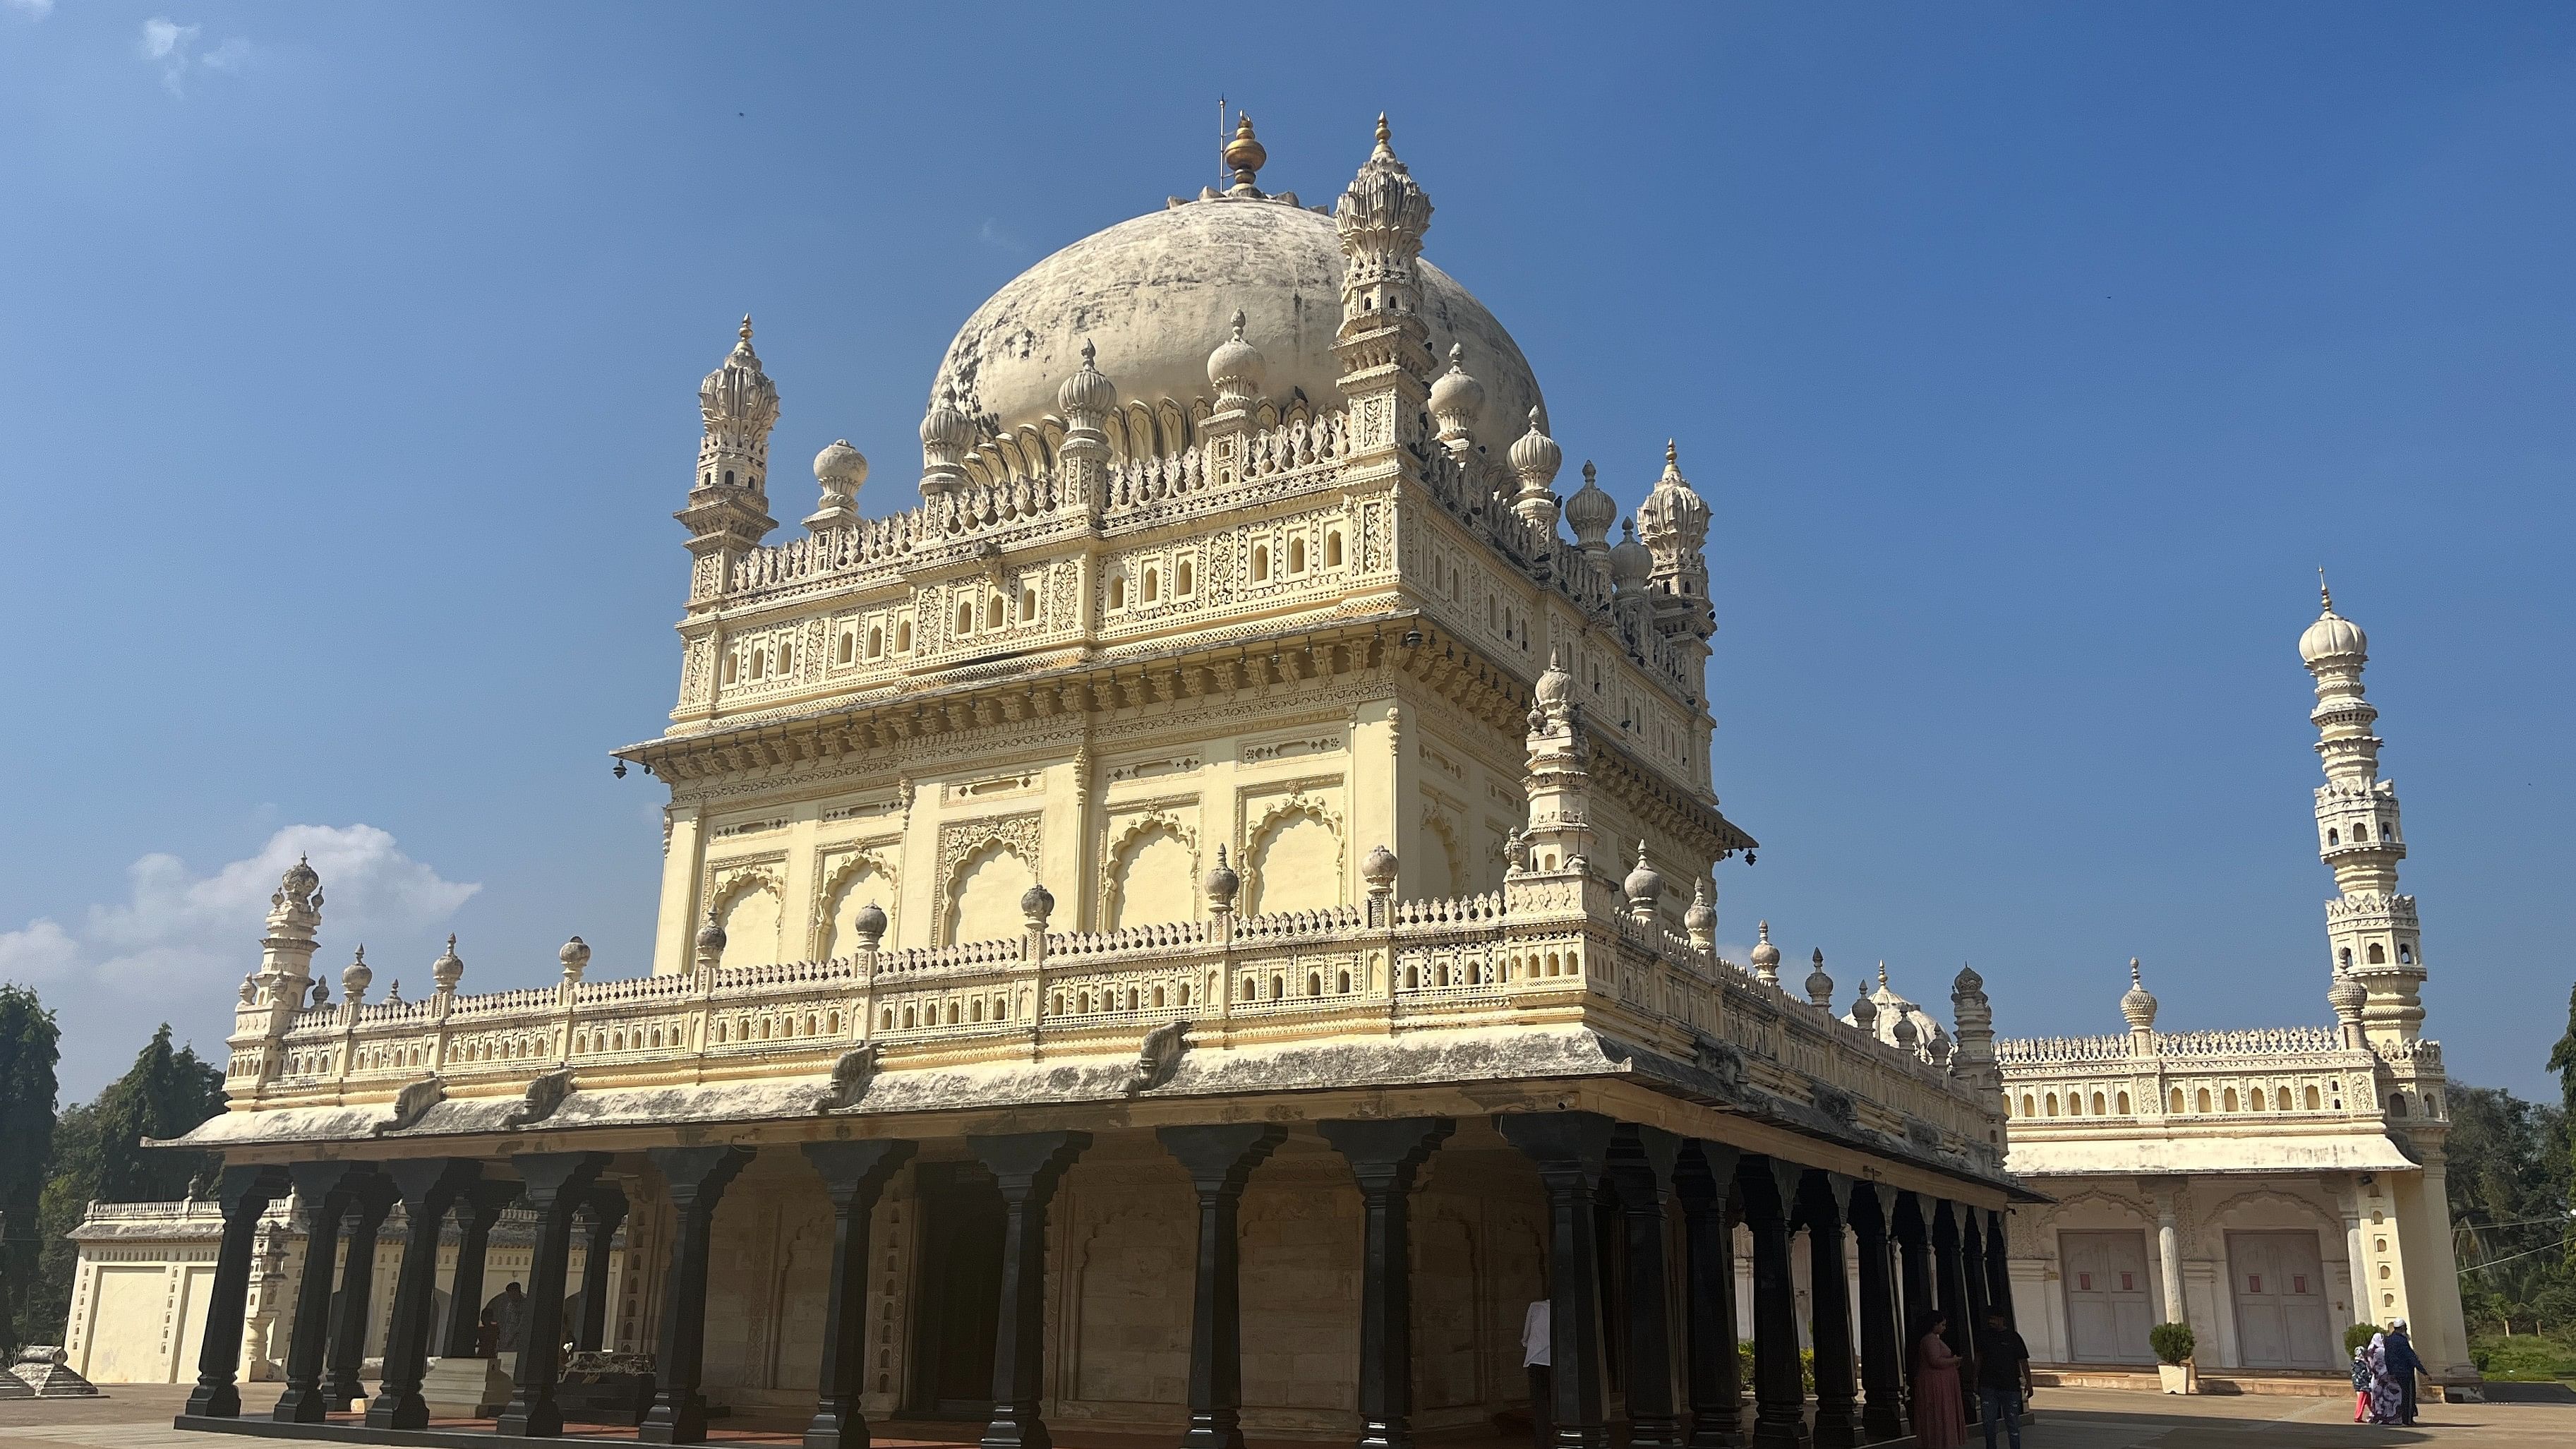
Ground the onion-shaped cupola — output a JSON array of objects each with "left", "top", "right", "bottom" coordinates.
[
  {"left": 807, "top": 438, "right": 867, "bottom": 531},
  {"left": 1203, "top": 845, "right": 1241, "bottom": 913},
  {"left": 340, "top": 945, "right": 373, "bottom": 1004},
  {"left": 1428, "top": 344, "right": 1486, "bottom": 449},
  {"left": 1058, "top": 338, "right": 1119, "bottom": 419},
  {"left": 1609, "top": 517, "right": 1652, "bottom": 596},
  {"left": 431, "top": 934, "right": 464, "bottom": 994},
  {"left": 1334, "top": 114, "right": 1434, "bottom": 363},
  {"left": 1208, "top": 310, "right": 1266, "bottom": 407},
  {"left": 918, "top": 383, "right": 976, "bottom": 499},
  {"left": 1565, "top": 460, "right": 1617, "bottom": 557},
  {"left": 1623, "top": 842, "right": 1664, "bottom": 913},
  {"left": 2299, "top": 577, "right": 2369, "bottom": 668},
  {"left": 1748, "top": 920, "right": 1781, "bottom": 985},
  {"left": 2119, "top": 956, "right": 2159, "bottom": 1032}
]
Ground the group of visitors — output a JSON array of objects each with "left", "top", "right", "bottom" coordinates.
[
  {"left": 2351, "top": 1320, "right": 2424, "bottom": 1426},
  {"left": 1910, "top": 1306, "right": 2032, "bottom": 1449}
]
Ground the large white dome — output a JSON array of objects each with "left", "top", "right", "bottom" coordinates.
[{"left": 931, "top": 198, "right": 1544, "bottom": 447}]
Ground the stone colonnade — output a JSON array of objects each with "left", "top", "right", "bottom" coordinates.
[{"left": 180, "top": 1115, "right": 2013, "bottom": 1449}]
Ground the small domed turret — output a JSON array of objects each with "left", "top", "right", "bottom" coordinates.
[
  {"left": 920, "top": 384, "right": 975, "bottom": 452},
  {"left": 1749, "top": 920, "right": 1781, "bottom": 982},
  {"left": 696, "top": 908, "right": 727, "bottom": 954},
  {"left": 2299, "top": 577, "right": 2368, "bottom": 666},
  {"left": 1610, "top": 517, "right": 1651, "bottom": 594},
  {"left": 1565, "top": 462, "right": 1616, "bottom": 548},
  {"left": 1020, "top": 882, "right": 1056, "bottom": 924},
  {"left": 814, "top": 440, "right": 867, "bottom": 492},
  {"left": 1509, "top": 408, "right": 1561, "bottom": 486},
  {"left": 1057, "top": 339, "right": 1118, "bottom": 418},
  {"left": 852, "top": 901, "right": 889, "bottom": 947},
  {"left": 1428, "top": 344, "right": 1486, "bottom": 440},
  {"left": 1361, "top": 844, "right": 1401, "bottom": 890},
  {"left": 1623, "top": 842, "right": 1664, "bottom": 910},
  {"left": 2328, "top": 965, "right": 2366, "bottom": 1020},
  {"left": 1684, "top": 879, "right": 1716, "bottom": 937},
  {"left": 1850, "top": 990, "right": 1879, "bottom": 1033},
  {"left": 280, "top": 853, "right": 320, "bottom": 905},
  {"left": 2119, "top": 957, "right": 2160, "bottom": 1032},
  {"left": 1208, "top": 310, "right": 1266, "bottom": 402},
  {"left": 341, "top": 945, "right": 373, "bottom": 1004},
  {"left": 1204, "top": 845, "right": 1241, "bottom": 911},
  {"left": 1805, "top": 949, "right": 1835, "bottom": 1009},
  {"left": 431, "top": 934, "right": 464, "bottom": 994},
  {"left": 559, "top": 935, "right": 591, "bottom": 983},
  {"left": 1636, "top": 440, "right": 1709, "bottom": 552},
  {"left": 1534, "top": 649, "right": 1575, "bottom": 714}
]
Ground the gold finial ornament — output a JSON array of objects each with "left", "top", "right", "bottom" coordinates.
[
  {"left": 739, "top": 315, "right": 753, "bottom": 343},
  {"left": 1376, "top": 113, "right": 1391, "bottom": 147},
  {"left": 2318, "top": 565, "right": 2332, "bottom": 611},
  {"left": 1223, "top": 113, "right": 1266, "bottom": 191}
]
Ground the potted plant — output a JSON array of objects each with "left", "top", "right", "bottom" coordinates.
[{"left": 2150, "top": 1322, "right": 2197, "bottom": 1393}]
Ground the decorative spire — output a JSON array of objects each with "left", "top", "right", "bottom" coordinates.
[
  {"left": 1637, "top": 437, "right": 1714, "bottom": 639},
  {"left": 431, "top": 934, "right": 464, "bottom": 994},
  {"left": 1565, "top": 459, "right": 1615, "bottom": 553},
  {"left": 1223, "top": 112, "right": 1267, "bottom": 193},
  {"left": 1804, "top": 948, "right": 1834, "bottom": 1009},
  {"left": 918, "top": 383, "right": 975, "bottom": 500},
  {"left": 340, "top": 944, "right": 373, "bottom": 1005},
  {"left": 1748, "top": 920, "right": 1781, "bottom": 985},
  {"left": 682, "top": 313, "right": 782, "bottom": 551},
  {"left": 1428, "top": 343, "right": 1485, "bottom": 449}
]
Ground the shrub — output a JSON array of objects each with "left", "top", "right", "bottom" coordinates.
[
  {"left": 2345, "top": 1322, "right": 2380, "bottom": 1355},
  {"left": 1734, "top": 1341, "right": 1818, "bottom": 1393},
  {"left": 2149, "top": 1322, "right": 2196, "bottom": 1365}
]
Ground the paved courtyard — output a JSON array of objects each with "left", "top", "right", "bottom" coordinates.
[{"left": 8, "top": 1385, "right": 2576, "bottom": 1448}]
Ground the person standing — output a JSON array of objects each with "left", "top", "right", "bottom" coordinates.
[
  {"left": 2349, "top": 1338, "right": 2373, "bottom": 1423},
  {"left": 1521, "top": 1298, "right": 1552, "bottom": 1449},
  {"left": 1910, "top": 1311, "right": 1966, "bottom": 1449},
  {"left": 2366, "top": 1332, "right": 2404, "bottom": 1425},
  {"left": 2383, "top": 1319, "right": 2422, "bottom": 1425},
  {"left": 1972, "top": 1306, "right": 2032, "bottom": 1449},
  {"left": 482, "top": 1282, "right": 529, "bottom": 1360}
]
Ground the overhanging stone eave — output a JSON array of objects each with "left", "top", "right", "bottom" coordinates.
[{"left": 161, "top": 1023, "right": 1992, "bottom": 1198}]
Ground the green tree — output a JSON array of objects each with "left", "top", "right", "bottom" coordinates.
[
  {"left": 20, "top": 1025, "right": 227, "bottom": 1343},
  {"left": 0, "top": 984, "right": 61, "bottom": 1356},
  {"left": 2445, "top": 1081, "right": 2572, "bottom": 1335}
]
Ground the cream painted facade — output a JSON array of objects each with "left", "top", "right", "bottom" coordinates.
[
  {"left": 1996, "top": 588, "right": 2476, "bottom": 1395},
  {"left": 61, "top": 1200, "right": 621, "bottom": 1387},
  {"left": 140, "top": 116, "right": 2034, "bottom": 1447}
]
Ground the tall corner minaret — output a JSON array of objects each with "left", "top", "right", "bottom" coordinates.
[
  {"left": 677, "top": 316, "right": 780, "bottom": 600},
  {"left": 2299, "top": 575, "right": 2423, "bottom": 1045},
  {"left": 1332, "top": 114, "right": 1436, "bottom": 457}
]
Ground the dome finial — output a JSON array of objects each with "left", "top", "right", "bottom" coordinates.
[
  {"left": 1374, "top": 112, "right": 1393, "bottom": 155},
  {"left": 1232, "top": 308, "right": 1247, "bottom": 340},
  {"left": 1666, "top": 438, "right": 1678, "bottom": 469},
  {"left": 1224, "top": 112, "right": 1266, "bottom": 191},
  {"left": 739, "top": 315, "right": 752, "bottom": 344},
  {"left": 2120, "top": 956, "right": 2160, "bottom": 1030},
  {"left": 1081, "top": 337, "right": 1096, "bottom": 367},
  {"left": 2318, "top": 565, "right": 2331, "bottom": 612}
]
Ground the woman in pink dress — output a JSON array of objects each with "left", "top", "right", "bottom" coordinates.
[{"left": 1910, "top": 1311, "right": 1967, "bottom": 1449}]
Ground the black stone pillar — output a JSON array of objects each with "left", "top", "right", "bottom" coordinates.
[
  {"left": 801, "top": 1140, "right": 917, "bottom": 1449},
  {"left": 1961, "top": 1208, "right": 1992, "bottom": 1346},
  {"left": 971, "top": 1131, "right": 1093, "bottom": 1449},
  {"left": 1797, "top": 1173, "right": 1858, "bottom": 1449},
  {"left": 1673, "top": 1142, "right": 1740, "bottom": 1449},
  {"left": 1608, "top": 1127, "right": 1685, "bottom": 1449},
  {"left": 570, "top": 1186, "right": 628, "bottom": 1354},
  {"left": 183, "top": 1164, "right": 290, "bottom": 1418},
  {"left": 495, "top": 1152, "right": 610, "bottom": 1438},
  {"left": 321, "top": 1173, "right": 399, "bottom": 1412},
  {"left": 1891, "top": 1194, "right": 1932, "bottom": 1395},
  {"left": 368, "top": 1160, "right": 480, "bottom": 1430},
  {"left": 1319, "top": 1118, "right": 1455, "bottom": 1449},
  {"left": 1735, "top": 1157, "right": 1807, "bottom": 1449},
  {"left": 1983, "top": 1213, "right": 2014, "bottom": 1329},
  {"left": 1848, "top": 1186, "right": 1905, "bottom": 1443},
  {"left": 638, "top": 1146, "right": 754, "bottom": 1444},
  {"left": 441, "top": 1179, "right": 521, "bottom": 1359},
  {"left": 1496, "top": 1112, "right": 1617, "bottom": 1449},
  {"left": 1931, "top": 1202, "right": 1976, "bottom": 1424},
  {"left": 1159, "top": 1124, "right": 1289, "bottom": 1449},
  {"left": 273, "top": 1162, "right": 368, "bottom": 1423}
]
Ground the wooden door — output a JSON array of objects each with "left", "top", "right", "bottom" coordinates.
[
  {"left": 910, "top": 1162, "right": 1006, "bottom": 1419},
  {"left": 2059, "top": 1229, "right": 2153, "bottom": 1363},
  {"left": 2229, "top": 1231, "right": 2335, "bottom": 1369}
]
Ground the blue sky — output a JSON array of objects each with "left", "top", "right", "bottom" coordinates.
[{"left": 1, "top": 4, "right": 2570, "bottom": 1102}]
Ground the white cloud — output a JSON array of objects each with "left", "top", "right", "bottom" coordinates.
[
  {"left": 0, "top": 918, "right": 79, "bottom": 982},
  {"left": 4, "top": 0, "right": 57, "bottom": 23},
  {"left": 1, "top": 828, "right": 478, "bottom": 1093},
  {"left": 139, "top": 16, "right": 253, "bottom": 95}
]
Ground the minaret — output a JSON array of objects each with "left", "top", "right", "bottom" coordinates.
[
  {"left": 227, "top": 856, "right": 325, "bottom": 1095},
  {"left": 676, "top": 317, "right": 780, "bottom": 596},
  {"left": 1519, "top": 651, "right": 1596, "bottom": 877},
  {"left": 1635, "top": 440, "right": 1715, "bottom": 639},
  {"left": 1332, "top": 115, "right": 1435, "bottom": 456},
  {"left": 2299, "top": 577, "right": 2423, "bottom": 1045}
]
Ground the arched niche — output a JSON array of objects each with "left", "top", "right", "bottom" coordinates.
[{"left": 947, "top": 842, "right": 1035, "bottom": 946}]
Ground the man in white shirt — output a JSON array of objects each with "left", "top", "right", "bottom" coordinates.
[{"left": 1522, "top": 1298, "right": 1552, "bottom": 1449}]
